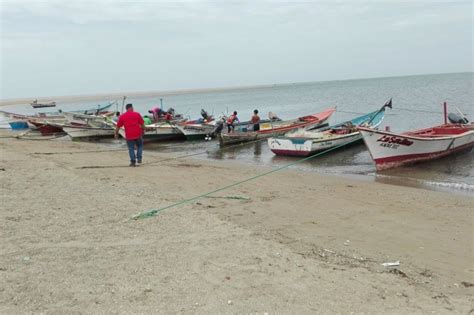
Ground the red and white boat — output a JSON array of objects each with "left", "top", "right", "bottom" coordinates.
[{"left": 358, "top": 107, "right": 474, "bottom": 170}]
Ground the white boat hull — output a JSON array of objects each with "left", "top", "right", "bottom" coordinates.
[
  {"left": 118, "top": 124, "right": 184, "bottom": 142},
  {"left": 358, "top": 126, "right": 474, "bottom": 170},
  {"left": 268, "top": 132, "right": 362, "bottom": 156},
  {"left": 175, "top": 123, "right": 216, "bottom": 140},
  {"left": 63, "top": 127, "right": 114, "bottom": 139}
]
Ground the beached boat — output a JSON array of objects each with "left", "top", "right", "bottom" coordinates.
[
  {"left": 8, "top": 121, "right": 29, "bottom": 130},
  {"left": 43, "top": 112, "right": 115, "bottom": 139},
  {"left": 0, "top": 101, "right": 117, "bottom": 133},
  {"left": 172, "top": 109, "right": 217, "bottom": 140},
  {"left": 218, "top": 108, "right": 336, "bottom": 146},
  {"left": 115, "top": 121, "right": 184, "bottom": 143},
  {"left": 27, "top": 120, "right": 65, "bottom": 135},
  {"left": 0, "top": 100, "right": 115, "bottom": 121},
  {"left": 30, "top": 100, "right": 56, "bottom": 108},
  {"left": 0, "top": 111, "right": 66, "bottom": 134},
  {"left": 0, "top": 110, "right": 64, "bottom": 121},
  {"left": 61, "top": 124, "right": 115, "bottom": 140},
  {"left": 268, "top": 104, "right": 390, "bottom": 157},
  {"left": 358, "top": 108, "right": 474, "bottom": 170},
  {"left": 174, "top": 122, "right": 216, "bottom": 140},
  {"left": 62, "top": 111, "right": 113, "bottom": 127}
]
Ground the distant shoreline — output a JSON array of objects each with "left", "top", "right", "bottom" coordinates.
[
  {"left": 1, "top": 71, "right": 471, "bottom": 107},
  {"left": 0, "top": 84, "right": 277, "bottom": 107}
]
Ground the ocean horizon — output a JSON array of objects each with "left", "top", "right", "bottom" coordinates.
[{"left": 1, "top": 71, "right": 472, "bottom": 105}]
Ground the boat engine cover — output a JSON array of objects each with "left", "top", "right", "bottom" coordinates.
[{"left": 448, "top": 113, "right": 469, "bottom": 124}]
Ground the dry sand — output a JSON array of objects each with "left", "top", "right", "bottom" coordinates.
[{"left": 0, "top": 133, "right": 473, "bottom": 313}]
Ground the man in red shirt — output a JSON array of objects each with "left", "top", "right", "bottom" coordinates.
[{"left": 114, "top": 103, "right": 145, "bottom": 167}]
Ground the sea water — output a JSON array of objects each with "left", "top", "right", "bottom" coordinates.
[{"left": 3, "top": 72, "right": 473, "bottom": 195}]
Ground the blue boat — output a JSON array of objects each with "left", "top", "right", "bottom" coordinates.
[
  {"left": 268, "top": 100, "right": 391, "bottom": 157},
  {"left": 8, "top": 121, "right": 29, "bottom": 130}
]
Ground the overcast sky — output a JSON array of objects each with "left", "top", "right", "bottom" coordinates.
[{"left": 0, "top": 0, "right": 472, "bottom": 99}]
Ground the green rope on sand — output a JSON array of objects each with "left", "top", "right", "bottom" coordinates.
[
  {"left": 204, "top": 195, "right": 251, "bottom": 200},
  {"left": 131, "top": 209, "right": 162, "bottom": 220},
  {"left": 132, "top": 196, "right": 250, "bottom": 219},
  {"left": 132, "top": 137, "right": 363, "bottom": 220}
]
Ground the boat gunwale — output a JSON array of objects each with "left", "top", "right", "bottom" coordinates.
[{"left": 358, "top": 125, "right": 474, "bottom": 142}]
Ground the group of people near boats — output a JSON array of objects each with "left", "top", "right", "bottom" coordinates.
[
  {"left": 226, "top": 109, "right": 261, "bottom": 133},
  {"left": 114, "top": 103, "right": 264, "bottom": 166},
  {"left": 4, "top": 98, "right": 472, "bottom": 170},
  {"left": 113, "top": 104, "right": 184, "bottom": 167},
  {"left": 112, "top": 99, "right": 473, "bottom": 171}
]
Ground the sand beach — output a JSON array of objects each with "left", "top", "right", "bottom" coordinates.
[{"left": 0, "top": 131, "right": 472, "bottom": 313}]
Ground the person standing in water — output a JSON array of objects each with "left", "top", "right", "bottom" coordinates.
[
  {"left": 226, "top": 111, "right": 239, "bottom": 133},
  {"left": 114, "top": 103, "right": 145, "bottom": 167},
  {"left": 250, "top": 109, "right": 260, "bottom": 131}
]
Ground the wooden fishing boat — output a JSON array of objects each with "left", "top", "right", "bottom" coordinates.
[
  {"left": 175, "top": 115, "right": 283, "bottom": 141},
  {"left": 174, "top": 121, "right": 217, "bottom": 140},
  {"left": 0, "top": 101, "right": 116, "bottom": 133},
  {"left": 218, "top": 108, "right": 336, "bottom": 146},
  {"left": 61, "top": 124, "right": 115, "bottom": 140},
  {"left": 0, "top": 110, "right": 64, "bottom": 121},
  {"left": 30, "top": 100, "right": 56, "bottom": 108},
  {"left": 8, "top": 121, "right": 29, "bottom": 130},
  {"left": 172, "top": 109, "right": 216, "bottom": 140},
  {"left": 115, "top": 121, "right": 185, "bottom": 143},
  {"left": 27, "top": 120, "right": 64, "bottom": 135},
  {"left": 0, "top": 100, "right": 115, "bottom": 121},
  {"left": 44, "top": 112, "right": 115, "bottom": 139},
  {"left": 268, "top": 103, "right": 390, "bottom": 156},
  {"left": 358, "top": 105, "right": 474, "bottom": 170},
  {"left": 62, "top": 111, "right": 112, "bottom": 127}
]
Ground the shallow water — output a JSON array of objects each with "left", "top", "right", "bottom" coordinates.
[{"left": 3, "top": 72, "right": 473, "bottom": 195}]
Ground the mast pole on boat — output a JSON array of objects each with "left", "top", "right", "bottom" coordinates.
[{"left": 443, "top": 101, "right": 448, "bottom": 125}]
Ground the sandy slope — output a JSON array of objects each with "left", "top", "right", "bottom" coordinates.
[{"left": 0, "top": 134, "right": 472, "bottom": 313}]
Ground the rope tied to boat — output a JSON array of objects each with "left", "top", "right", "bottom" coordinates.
[{"left": 132, "top": 136, "right": 362, "bottom": 220}]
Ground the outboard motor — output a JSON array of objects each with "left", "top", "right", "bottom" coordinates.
[
  {"left": 206, "top": 118, "right": 225, "bottom": 140},
  {"left": 201, "top": 109, "right": 210, "bottom": 121},
  {"left": 268, "top": 111, "right": 281, "bottom": 121},
  {"left": 448, "top": 112, "right": 469, "bottom": 124}
]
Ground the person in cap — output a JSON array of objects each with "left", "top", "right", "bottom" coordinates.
[{"left": 114, "top": 103, "right": 145, "bottom": 167}]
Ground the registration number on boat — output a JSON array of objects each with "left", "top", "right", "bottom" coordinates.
[{"left": 379, "top": 142, "right": 400, "bottom": 149}]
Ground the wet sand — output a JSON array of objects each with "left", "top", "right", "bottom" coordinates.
[{"left": 0, "top": 132, "right": 473, "bottom": 313}]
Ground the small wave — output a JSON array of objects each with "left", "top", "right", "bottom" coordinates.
[
  {"left": 423, "top": 180, "right": 474, "bottom": 191},
  {"left": 375, "top": 174, "right": 474, "bottom": 192}
]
